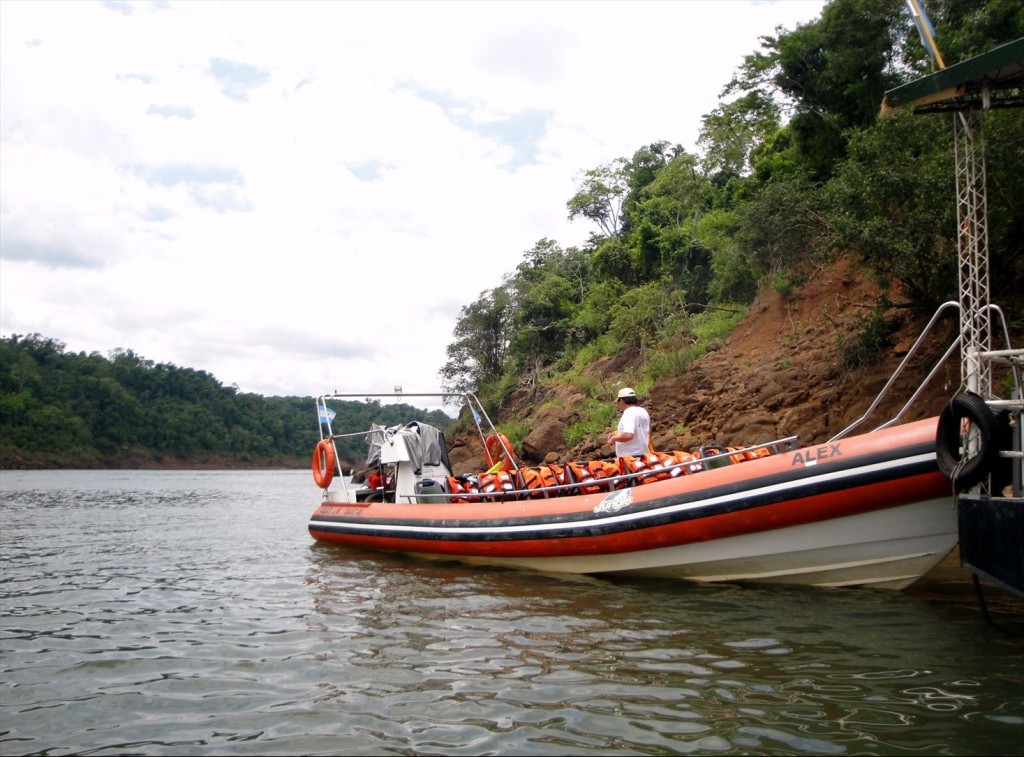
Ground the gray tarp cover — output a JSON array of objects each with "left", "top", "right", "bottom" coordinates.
[{"left": 366, "top": 421, "right": 451, "bottom": 475}]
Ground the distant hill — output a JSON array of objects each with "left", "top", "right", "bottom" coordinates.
[{"left": 0, "top": 335, "right": 452, "bottom": 470}]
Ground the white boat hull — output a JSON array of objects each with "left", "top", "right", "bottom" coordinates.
[{"left": 423, "top": 497, "right": 956, "bottom": 589}]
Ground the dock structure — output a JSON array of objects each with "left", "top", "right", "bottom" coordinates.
[{"left": 883, "top": 38, "right": 1024, "bottom": 599}]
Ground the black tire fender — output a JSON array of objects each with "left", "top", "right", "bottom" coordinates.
[{"left": 935, "top": 391, "right": 998, "bottom": 489}]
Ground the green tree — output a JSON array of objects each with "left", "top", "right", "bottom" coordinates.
[
  {"left": 590, "top": 235, "right": 636, "bottom": 286},
  {"left": 699, "top": 91, "right": 782, "bottom": 179},
  {"left": 736, "top": 171, "right": 832, "bottom": 278},
  {"left": 608, "top": 283, "right": 685, "bottom": 356},
  {"left": 573, "top": 279, "right": 627, "bottom": 342},
  {"left": 824, "top": 110, "right": 955, "bottom": 309},
  {"left": 695, "top": 209, "right": 758, "bottom": 304},
  {"left": 567, "top": 159, "right": 629, "bottom": 238},
  {"left": 507, "top": 240, "right": 581, "bottom": 368},
  {"left": 439, "top": 286, "right": 514, "bottom": 398},
  {"left": 726, "top": 0, "right": 905, "bottom": 180}
]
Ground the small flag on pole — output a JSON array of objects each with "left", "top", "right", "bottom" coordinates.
[
  {"left": 318, "top": 407, "right": 336, "bottom": 424},
  {"left": 905, "top": 0, "right": 945, "bottom": 68}
]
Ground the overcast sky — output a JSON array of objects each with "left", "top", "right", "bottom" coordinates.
[{"left": 1, "top": 0, "right": 827, "bottom": 410}]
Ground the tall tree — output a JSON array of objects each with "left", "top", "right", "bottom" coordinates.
[
  {"left": 439, "top": 287, "right": 514, "bottom": 396},
  {"left": 567, "top": 159, "right": 629, "bottom": 239},
  {"left": 699, "top": 91, "right": 782, "bottom": 179},
  {"left": 725, "top": 0, "right": 905, "bottom": 180}
]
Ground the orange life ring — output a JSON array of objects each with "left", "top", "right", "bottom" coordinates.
[
  {"left": 312, "top": 439, "right": 337, "bottom": 488},
  {"left": 484, "top": 433, "right": 516, "bottom": 472}
]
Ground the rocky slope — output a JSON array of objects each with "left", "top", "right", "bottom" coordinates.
[{"left": 447, "top": 257, "right": 967, "bottom": 474}]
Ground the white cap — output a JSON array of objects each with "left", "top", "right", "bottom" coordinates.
[{"left": 617, "top": 387, "right": 637, "bottom": 399}]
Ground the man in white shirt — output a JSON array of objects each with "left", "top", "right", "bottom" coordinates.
[{"left": 608, "top": 387, "right": 651, "bottom": 457}]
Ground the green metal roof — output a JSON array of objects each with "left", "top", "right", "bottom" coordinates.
[{"left": 883, "top": 38, "right": 1024, "bottom": 113}]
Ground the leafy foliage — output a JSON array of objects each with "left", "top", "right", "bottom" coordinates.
[
  {"left": 439, "top": 285, "right": 514, "bottom": 400},
  {"left": 825, "top": 111, "right": 959, "bottom": 306},
  {"left": 566, "top": 159, "right": 628, "bottom": 238}
]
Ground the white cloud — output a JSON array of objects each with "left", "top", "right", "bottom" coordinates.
[{"left": 1, "top": 0, "right": 827, "bottom": 410}]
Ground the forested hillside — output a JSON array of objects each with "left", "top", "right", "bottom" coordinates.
[
  {"left": 2, "top": 0, "right": 1021, "bottom": 471},
  {"left": 0, "top": 334, "right": 451, "bottom": 469},
  {"left": 439, "top": 0, "right": 1022, "bottom": 450}
]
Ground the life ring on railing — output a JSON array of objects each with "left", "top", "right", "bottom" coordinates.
[
  {"left": 935, "top": 391, "right": 998, "bottom": 489},
  {"left": 484, "top": 433, "right": 516, "bottom": 472},
  {"left": 312, "top": 439, "right": 337, "bottom": 489}
]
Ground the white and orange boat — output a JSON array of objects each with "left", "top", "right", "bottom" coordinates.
[
  {"left": 307, "top": 387, "right": 976, "bottom": 590},
  {"left": 308, "top": 37, "right": 1024, "bottom": 594}
]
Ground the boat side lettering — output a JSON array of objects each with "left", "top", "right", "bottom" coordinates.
[
  {"left": 322, "top": 505, "right": 364, "bottom": 517},
  {"left": 791, "top": 443, "right": 842, "bottom": 467},
  {"left": 594, "top": 488, "right": 633, "bottom": 514}
]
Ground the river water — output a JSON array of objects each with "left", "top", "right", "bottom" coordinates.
[{"left": 1, "top": 469, "right": 1021, "bottom": 756}]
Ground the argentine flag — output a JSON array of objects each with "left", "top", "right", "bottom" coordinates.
[
  {"left": 906, "top": 0, "right": 944, "bottom": 68},
  {"left": 318, "top": 407, "right": 336, "bottom": 424}
]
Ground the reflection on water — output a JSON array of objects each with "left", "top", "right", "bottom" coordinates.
[
  {"left": 1, "top": 470, "right": 1022, "bottom": 755},
  {"left": 304, "top": 544, "right": 1024, "bottom": 755}
]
